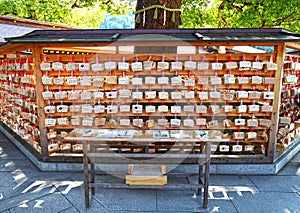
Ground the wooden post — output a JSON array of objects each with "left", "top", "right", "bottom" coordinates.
[
  {"left": 32, "top": 45, "right": 49, "bottom": 161},
  {"left": 268, "top": 43, "right": 286, "bottom": 162},
  {"left": 83, "top": 142, "right": 90, "bottom": 208},
  {"left": 203, "top": 142, "right": 211, "bottom": 208}
]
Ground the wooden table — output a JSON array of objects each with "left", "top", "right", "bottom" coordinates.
[{"left": 65, "top": 136, "right": 229, "bottom": 209}]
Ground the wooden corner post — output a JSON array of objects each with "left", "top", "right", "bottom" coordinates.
[
  {"left": 268, "top": 43, "right": 286, "bottom": 162},
  {"left": 32, "top": 45, "right": 49, "bottom": 161}
]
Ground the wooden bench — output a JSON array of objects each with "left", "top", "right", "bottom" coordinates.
[{"left": 64, "top": 137, "right": 223, "bottom": 209}]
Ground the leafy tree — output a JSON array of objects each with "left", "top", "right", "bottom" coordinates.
[
  {"left": 180, "top": 0, "right": 300, "bottom": 32},
  {"left": 0, "top": 0, "right": 299, "bottom": 32}
]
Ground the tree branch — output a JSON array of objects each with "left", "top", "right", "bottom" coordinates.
[{"left": 218, "top": 0, "right": 228, "bottom": 27}]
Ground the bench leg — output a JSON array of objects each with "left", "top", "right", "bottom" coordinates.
[
  {"left": 203, "top": 159, "right": 210, "bottom": 208},
  {"left": 83, "top": 144, "right": 90, "bottom": 208},
  {"left": 198, "top": 164, "right": 203, "bottom": 195},
  {"left": 91, "top": 158, "right": 95, "bottom": 195}
]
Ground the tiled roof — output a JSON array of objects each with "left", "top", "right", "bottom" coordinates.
[{"left": 0, "top": 23, "right": 38, "bottom": 42}]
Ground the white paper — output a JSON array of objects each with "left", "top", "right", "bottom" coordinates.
[
  {"left": 237, "top": 77, "right": 249, "bottom": 84},
  {"left": 170, "top": 119, "right": 181, "bottom": 126},
  {"left": 196, "top": 118, "right": 206, "bottom": 126},
  {"left": 78, "top": 63, "right": 90, "bottom": 71},
  {"left": 239, "top": 61, "right": 251, "bottom": 68},
  {"left": 183, "top": 119, "right": 195, "bottom": 127},
  {"left": 120, "top": 105, "right": 131, "bottom": 112},
  {"left": 118, "top": 62, "right": 129, "bottom": 71},
  {"left": 158, "top": 77, "right": 169, "bottom": 85},
  {"left": 225, "top": 62, "right": 238, "bottom": 69},
  {"left": 252, "top": 61, "right": 263, "bottom": 70},
  {"left": 118, "top": 77, "right": 129, "bottom": 85},
  {"left": 107, "top": 105, "right": 118, "bottom": 114},
  {"left": 263, "top": 92, "right": 275, "bottom": 99},
  {"left": 66, "top": 77, "right": 78, "bottom": 85},
  {"left": 197, "top": 62, "right": 209, "bottom": 70},
  {"left": 198, "top": 77, "right": 209, "bottom": 85},
  {"left": 184, "top": 91, "right": 195, "bottom": 99},
  {"left": 209, "top": 91, "right": 221, "bottom": 99},
  {"left": 80, "top": 77, "right": 92, "bottom": 86},
  {"left": 184, "top": 61, "right": 197, "bottom": 70},
  {"left": 40, "top": 63, "right": 51, "bottom": 71},
  {"left": 56, "top": 105, "right": 68, "bottom": 113},
  {"left": 120, "top": 119, "right": 130, "bottom": 126},
  {"left": 183, "top": 105, "right": 195, "bottom": 113},
  {"left": 132, "top": 105, "right": 143, "bottom": 114},
  {"left": 210, "top": 76, "right": 222, "bottom": 85},
  {"left": 131, "top": 62, "right": 143, "bottom": 71},
  {"left": 53, "top": 77, "right": 65, "bottom": 85},
  {"left": 145, "top": 105, "right": 156, "bottom": 113},
  {"left": 171, "top": 76, "right": 182, "bottom": 86},
  {"left": 196, "top": 105, "right": 207, "bottom": 114},
  {"left": 132, "top": 91, "right": 143, "bottom": 100},
  {"left": 184, "top": 78, "right": 195, "bottom": 87},
  {"left": 235, "top": 119, "right": 246, "bottom": 126},
  {"left": 157, "top": 62, "right": 169, "bottom": 70},
  {"left": 159, "top": 92, "right": 169, "bottom": 99},
  {"left": 132, "top": 77, "right": 143, "bottom": 85},
  {"left": 211, "top": 62, "right": 223, "bottom": 70},
  {"left": 52, "top": 62, "right": 63, "bottom": 71},
  {"left": 94, "top": 105, "right": 105, "bottom": 113},
  {"left": 224, "top": 74, "right": 235, "bottom": 84},
  {"left": 104, "top": 61, "right": 116, "bottom": 70},
  {"left": 171, "top": 106, "right": 181, "bottom": 114},
  {"left": 171, "top": 91, "right": 182, "bottom": 100},
  {"left": 106, "top": 91, "right": 117, "bottom": 99},
  {"left": 145, "top": 76, "right": 156, "bottom": 85},
  {"left": 198, "top": 91, "right": 208, "bottom": 100},
  {"left": 66, "top": 63, "right": 76, "bottom": 71},
  {"left": 91, "top": 63, "right": 104, "bottom": 71},
  {"left": 93, "top": 91, "right": 104, "bottom": 99},
  {"left": 81, "top": 105, "right": 93, "bottom": 113},
  {"left": 145, "top": 91, "right": 156, "bottom": 99},
  {"left": 171, "top": 62, "right": 183, "bottom": 71},
  {"left": 247, "top": 119, "right": 259, "bottom": 127},
  {"left": 252, "top": 76, "right": 263, "bottom": 84},
  {"left": 118, "top": 89, "right": 132, "bottom": 99},
  {"left": 237, "top": 91, "right": 249, "bottom": 99},
  {"left": 45, "top": 118, "right": 56, "bottom": 127},
  {"left": 158, "top": 105, "right": 168, "bottom": 112}
]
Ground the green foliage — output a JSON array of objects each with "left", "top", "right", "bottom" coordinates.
[
  {"left": 0, "top": 0, "right": 299, "bottom": 32},
  {"left": 180, "top": 0, "right": 300, "bottom": 33},
  {"left": 0, "top": 0, "right": 71, "bottom": 23}
]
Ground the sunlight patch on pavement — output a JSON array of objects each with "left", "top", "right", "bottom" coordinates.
[
  {"left": 208, "top": 186, "right": 258, "bottom": 200},
  {"left": 22, "top": 180, "right": 83, "bottom": 194}
]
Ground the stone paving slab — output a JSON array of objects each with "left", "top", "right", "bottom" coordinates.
[
  {"left": 57, "top": 182, "right": 110, "bottom": 213},
  {"left": 189, "top": 175, "right": 255, "bottom": 187},
  {"left": 7, "top": 193, "right": 73, "bottom": 213},
  {"left": 229, "top": 191, "right": 300, "bottom": 213},
  {"left": 0, "top": 159, "right": 38, "bottom": 172},
  {"left": 0, "top": 185, "right": 58, "bottom": 212},
  {"left": 249, "top": 175, "right": 300, "bottom": 193},
  {"left": 156, "top": 189, "right": 238, "bottom": 213},
  {"left": 94, "top": 189, "right": 157, "bottom": 212},
  {"left": 58, "top": 206, "right": 80, "bottom": 213}
]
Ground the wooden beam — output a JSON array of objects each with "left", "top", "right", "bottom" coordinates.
[
  {"left": 286, "top": 42, "right": 300, "bottom": 51},
  {"left": 32, "top": 45, "right": 49, "bottom": 161},
  {"left": 268, "top": 43, "right": 286, "bottom": 162}
]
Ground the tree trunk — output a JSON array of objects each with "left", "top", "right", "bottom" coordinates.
[{"left": 135, "top": 0, "right": 182, "bottom": 29}]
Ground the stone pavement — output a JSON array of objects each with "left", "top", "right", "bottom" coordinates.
[{"left": 0, "top": 132, "right": 299, "bottom": 213}]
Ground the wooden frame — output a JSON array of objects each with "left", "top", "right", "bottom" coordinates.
[{"left": 0, "top": 28, "right": 299, "bottom": 165}]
